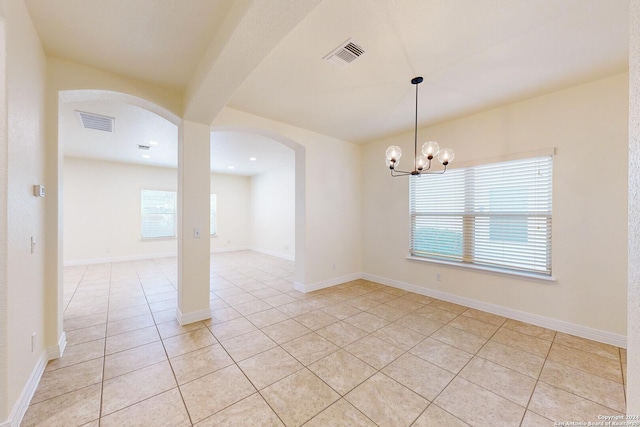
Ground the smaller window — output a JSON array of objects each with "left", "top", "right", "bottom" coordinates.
[
  {"left": 210, "top": 194, "right": 217, "bottom": 235},
  {"left": 141, "top": 190, "right": 176, "bottom": 238}
]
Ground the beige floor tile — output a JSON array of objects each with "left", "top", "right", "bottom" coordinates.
[
  {"left": 401, "top": 293, "right": 435, "bottom": 305},
  {"left": 316, "top": 322, "right": 368, "bottom": 347},
  {"left": 245, "top": 308, "right": 289, "bottom": 328},
  {"left": 261, "top": 368, "right": 340, "bottom": 427},
  {"left": 459, "top": 356, "right": 536, "bottom": 406},
  {"left": 503, "top": 319, "right": 556, "bottom": 341},
  {"left": 79, "top": 421, "right": 99, "bottom": 427},
  {"left": 103, "top": 341, "right": 167, "bottom": 380},
  {"left": 251, "top": 287, "right": 284, "bottom": 299},
  {"left": 345, "top": 372, "right": 428, "bottom": 427},
  {"left": 539, "top": 360, "right": 626, "bottom": 412},
  {"left": 304, "top": 399, "right": 376, "bottom": 427},
  {"left": 365, "top": 291, "right": 399, "bottom": 303},
  {"left": 281, "top": 332, "right": 339, "bottom": 365},
  {"left": 384, "top": 297, "right": 425, "bottom": 312},
  {"left": 32, "top": 358, "right": 103, "bottom": 404},
  {"left": 395, "top": 314, "right": 444, "bottom": 335},
  {"left": 144, "top": 290, "right": 176, "bottom": 304},
  {"left": 343, "top": 311, "right": 389, "bottom": 333},
  {"left": 344, "top": 335, "right": 404, "bottom": 370},
  {"left": 152, "top": 308, "right": 177, "bottom": 325},
  {"left": 238, "top": 346, "right": 303, "bottom": 389},
  {"left": 521, "top": 410, "right": 554, "bottom": 427},
  {"left": 263, "top": 293, "right": 298, "bottom": 307},
  {"left": 100, "top": 388, "right": 190, "bottom": 427},
  {"left": 621, "top": 348, "right": 627, "bottom": 384},
  {"left": 262, "top": 319, "right": 311, "bottom": 344},
  {"left": 415, "top": 305, "right": 459, "bottom": 323},
  {"left": 180, "top": 364, "right": 257, "bottom": 424},
  {"left": 209, "top": 317, "right": 257, "bottom": 341},
  {"left": 431, "top": 325, "right": 488, "bottom": 353},
  {"left": 372, "top": 323, "right": 426, "bottom": 351},
  {"left": 63, "top": 313, "right": 107, "bottom": 332},
  {"left": 194, "top": 393, "right": 284, "bottom": 427},
  {"left": 379, "top": 286, "right": 407, "bottom": 296},
  {"left": 100, "top": 361, "right": 176, "bottom": 416},
  {"left": 220, "top": 329, "right": 277, "bottom": 361},
  {"left": 170, "top": 343, "right": 234, "bottom": 385},
  {"left": 410, "top": 337, "right": 473, "bottom": 374},
  {"left": 460, "top": 308, "right": 506, "bottom": 326},
  {"left": 149, "top": 299, "right": 177, "bottom": 313},
  {"left": 448, "top": 316, "right": 499, "bottom": 339},
  {"left": 162, "top": 327, "right": 217, "bottom": 358},
  {"left": 434, "top": 377, "right": 525, "bottom": 427},
  {"left": 491, "top": 326, "right": 552, "bottom": 358},
  {"left": 428, "top": 300, "right": 468, "bottom": 314},
  {"left": 22, "top": 383, "right": 101, "bottom": 427},
  {"left": 233, "top": 299, "right": 273, "bottom": 316},
  {"left": 412, "top": 404, "right": 470, "bottom": 427},
  {"left": 554, "top": 332, "right": 620, "bottom": 360},
  {"left": 477, "top": 340, "right": 545, "bottom": 378},
  {"left": 309, "top": 349, "right": 376, "bottom": 395},
  {"left": 106, "top": 313, "right": 155, "bottom": 337},
  {"left": 207, "top": 307, "right": 242, "bottom": 324},
  {"left": 528, "top": 382, "right": 623, "bottom": 423},
  {"left": 383, "top": 353, "right": 454, "bottom": 401},
  {"left": 277, "top": 300, "right": 315, "bottom": 317},
  {"left": 46, "top": 339, "right": 105, "bottom": 371},
  {"left": 347, "top": 296, "right": 382, "bottom": 311},
  {"left": 156, "top": 319, "right": 204, "bottom": 339},
  {"left": 294, "top": 310, "right": 338, "bottom": 330},
  {"left": 321, "top": 302, "right": 363, "bottom": 320},
  {"left": 105, "top": 325, "right": 160, "bottom": 355},
  {"left": 65, "top": 324, "right": 106, "bottom": 346},
  {"left": 366, "top": 304, "right": 408, "bottom": 322},
  {"left": 547, "top": 343, "right": 623, "bottom": 383}
]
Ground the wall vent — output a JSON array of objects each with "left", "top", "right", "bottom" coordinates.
[
  {"left": 324, "top": 39, "right": 365, "bottom": 67},
  {"left": 76, "top": 111, "right": 115, "bottom": 133},
  {"left": 137, "top": 144, "right": 151, "bottom": 150}
]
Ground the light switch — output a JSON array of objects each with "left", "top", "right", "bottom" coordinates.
[{"left": 31, "top": 236, "right": 36, "bottom": 254}]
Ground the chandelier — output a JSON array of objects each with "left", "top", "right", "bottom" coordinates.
[{"left": 385, "top": 77, "right": 454, "bottom": 177}]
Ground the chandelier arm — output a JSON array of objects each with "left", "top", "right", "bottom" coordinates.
[
  {"left": 419, "top": 164, "right": 448, "bottom": 175},
  {"left": 390, "top": 168, "right": 414, "bottom": 177}
]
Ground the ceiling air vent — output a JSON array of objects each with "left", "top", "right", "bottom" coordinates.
[
  {"left": 75, "top": 111, "right": 115, "bottom": 133},
  {"left": 324, "top": 39, "right": 365, "bottom": 67},
  {"left": 137, "top": 144, "right": 151, "bottom": 150}
]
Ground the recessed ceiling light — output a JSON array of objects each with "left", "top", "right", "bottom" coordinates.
[
  {"left": 142, "top": 155, "right": 151, "bottom": 159},
  {"left": 228, "top": 166, "right": 235, "bottom": 170},
  {"left": 249, "top": 157, "right": 257, "bottom": 161},
  {"left": 149, "top": 141, "right": 159, "bottom": 146}
]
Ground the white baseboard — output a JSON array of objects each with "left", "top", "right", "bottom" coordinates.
[
  {"left": 210, "top": 246, "right": 249, "bottom": 254},
  {"left": 249, "top": 246, "right": 295, "bottom": 261},
  {"left": 362, "top": 272, "right": 627, "bottom": 348},
  {"left": 46, "top": 332, "right": 67, "bottom": 360},
  {"left": 294, "top": 272, "right": 362, "bottom": 293},
  {"left": 176, "top": 307, "right": 211, "bottom": 325},
  {"left": 3, "top": 352, "right": 47, "bottom": 427},
  {"left": 64, "top": 252, "right": 177, "bottom": 266}
]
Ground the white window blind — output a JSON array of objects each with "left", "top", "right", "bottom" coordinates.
[
  {"left": 210, "top": 194, "right": 217, "bottom": 235},
  {"left": 141, "top": 190, "right": 176, "bottom": 238},
  {"left": 410, "top": 155, "right": 553, "bottom": 276}
]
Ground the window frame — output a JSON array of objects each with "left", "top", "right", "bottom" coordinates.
[
  {"left": 408, "top": 150, "right": 554, "bottom": 279},
  {"left": 140, "top": 189, "right": 177, "bottom": 239}
]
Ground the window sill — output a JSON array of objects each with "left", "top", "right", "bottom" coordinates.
[{"left": 405, "top": 255, "right": 557, "bottom": 282}]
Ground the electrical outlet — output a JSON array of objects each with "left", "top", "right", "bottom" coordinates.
[
  {"left": 436, "top": 272, "right": 441, "bottom": 281},
  {"left": 193, "top": 228, "right": 201, "bottom": 238}
]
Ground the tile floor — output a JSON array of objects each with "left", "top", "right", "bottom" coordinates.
[{"left": 22, "top": 251, "right": 627, "bottom": 426}]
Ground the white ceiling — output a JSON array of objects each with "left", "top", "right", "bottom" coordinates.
[
  {"left": 27, "top": 0, "right": 629, "bottom": 164},
  {"left": 60, "top": 100, "right": 292, "bottom": 176}
]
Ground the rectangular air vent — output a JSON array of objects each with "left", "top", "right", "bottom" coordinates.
[
  {"left": 76, "top": 111, "right": 115, "bottom": 132},
  {"left": 137, "top": 144, "right": 151, "bottom": 150},
  {"left": 324, "top": 39, "right": 365, "bottom": 67}
]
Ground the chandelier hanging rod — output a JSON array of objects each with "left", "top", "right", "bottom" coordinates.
[{"left": 385, "top": 76, "right": 455, "bottom": 177}]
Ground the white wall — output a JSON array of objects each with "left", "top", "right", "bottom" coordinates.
[
  {"left": 63, "top": 157, "right": 251, "bottom": 264},
  {"left": 250, "top": 160, "right": 295, "bottom": 260},
  {"left": 3, "top": 0, "right": 47, "bottom": 423},
  {"left": 363, "top": 73, "right": 628, "bottom": 341}
]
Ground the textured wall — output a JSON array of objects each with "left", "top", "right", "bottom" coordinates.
[{"left": 628, "top": 0, "right": 640, "bottom": 414}]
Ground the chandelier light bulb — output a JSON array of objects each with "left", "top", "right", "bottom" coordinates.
[
  {"left": 422, "top": 141, "right": 440, "bottom": 159},
  {"left": 386, "top": 158, "right": 399, "bottom": 169},
  {"left": 415, "top": 155, "right": 428, "bottom": 170},
  {"left": 438, "top": 148, "right": 455, "bottom": 165},
  {"left": 385, "top": 146, "right": 402, "bottom": 162}
]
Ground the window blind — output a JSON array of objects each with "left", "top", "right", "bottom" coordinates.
[
  {"left": 141, "top": 190, "right": 176, "bottom": 238},
  {"left": 410, "top": 155, "right": 553, "bottom": 275}
]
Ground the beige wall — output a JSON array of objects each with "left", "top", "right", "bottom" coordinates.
[
  {"left": 363, "top": 73, "right": 628, "bottom": 341},
  {"left": 3, "top": 0, "right": 47, "bottom": 422},
  {"left": 250, "top": 162, "right": 295, "bottom": 259},
  {"left": 63, "top": 157, "right": 252, "bottom": 263}
]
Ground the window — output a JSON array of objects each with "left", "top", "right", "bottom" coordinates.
[
  {"left": 410, "top": 155, "right": 553, "bottom": 276},
  {"left": 210, "top": 194, "right": 217, "bottom": 235},
  {"left": 141, "top": 190, "right": 176, "bottom": 238}
]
